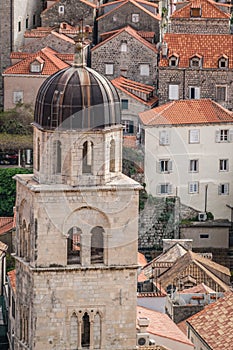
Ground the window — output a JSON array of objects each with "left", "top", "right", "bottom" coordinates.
[
  {"left": 33, "top": 14, "right": 36, "bottom": 26},
  {"left": 200, "top": 234, "right": 209, "bottom": 239},
  {"left": 82, "top": 141, "right": 93, "bottom": 173},
  {"left": 18, "top": 21, "right": 21, "bottom": 32},
  {"left": 159, "top": 130, "right": 170, "bottom": 145},
  {"left": 121, "top": 99, "right": 128, "bottom": 109},
  {"left": 190, "top": 7, "right": 201, "bottom": 17},
  {"left": 140, "top": 64, "right": 149, "bottom": 76},
  {"left": 30, "top": 62, "right": 42, "bottom": 73},
  {"left": 216, "top": 86, "right": 226, "bottom": 101},
  {"left": 189, "top": 181, "right": 199, "bottom": 193},
  {"left": 218, "top": 57, "right": 228, "bottom": 69},
  {"left": 91, "top": 226, "right": 104, "bottom": 264},
  {"left": 158, "top": 159, "right": 172, "bottom": 173},
  {"left": 189, "top": 129, "right": 200, "bottom": 143},
  {"left": 67, "top": 227, "right": 81, "bottom": 264},
  {"left": 132, "top": 13, "right": 139, "bottom": 23},
  {"left": 215, "top": 129, "right": 233, "bottom": 142},
  {"left": 218, "top": 183, "right": 229, "bottom": 195},
  {"left": 82, "top": 313, "right": 90, "bottom": 347},
  {"left": 26, "top": 17, "right": 29, "bottom": 29},
  {"left": 110, "top": 139, "right": 115, "bottom": 172},
  {"left": 168, "top": 84, "right": 179, "bottom": 100},
  {"left": 122, "top": 120, "right": 134, "bottom": 134},
  {"left": 13, "top": 91, "right": 23, "bottom": 104},
  {"left": 190, "top": 57, "right": 201, "bottom": 68},
  {"left": 58, "top": 5, "right": 64, "bottom": 14},
  {"left": 189, "top": 86, "right": 200, "bottom": 99},
  {"left": 105, "top": 63, "right": 113, "bottom": 75},
  {"left": 157, "top": 183, "right": 173, "bottom": 195},
  {"left": 120, "top": 42, "right": 127, "bottom": 52},
  {"left": 169, "top": 56, "right": 178, "bottom": 67},
  {"left": 189, "top": 159, "right": 199, "bottom": 172},
  {"left": 219, "top": 159, "right": 228, "bottom": 171},
  {"left": 54, "top": 140, "right": 62, "bottom": 174}
]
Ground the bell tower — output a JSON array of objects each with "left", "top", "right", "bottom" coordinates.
[{"left": 13, "top": 43, "right": 141, "bottom": 349}]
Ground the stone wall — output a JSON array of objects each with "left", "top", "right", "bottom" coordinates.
[
  {"left": 170, "top": 18, "right": 230, "bottom": 34},
  {"left": 166, "top": 303, "right": 204, "bottom": 324}
]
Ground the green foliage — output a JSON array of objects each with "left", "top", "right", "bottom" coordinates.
[
  {"left": 6, "top": 253, "right": 15, "bottom": 272},
  {"left": 0, "top": 167, "right": 32, "bottom": 216}
]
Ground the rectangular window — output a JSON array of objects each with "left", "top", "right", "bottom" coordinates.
[
  {"left": 189, "top": 159, "right": 199, "bottom": 172},
  {"left": 26, "top": 17, "right": 29, "bottom": 29},
  {"left": 18, "top": 21, "right": 21, "bottom": 32},
  {"left": 158, "top": 159, "right": 172, "bottom": 173},
  {"left": 189, "top": 181, "right": 199, "bottom": 193},
  {"left": 189, "top": 129, "right": 200, "bottom": 143},
  {"left": 157, "top": 183, "right": 173, "bottom": 195},
  {"left": 121, "top": 99, "right": 128, "bottom": 109},
  {"left": 140, "top": 64, "right": 149, "bottom": 76},
  {"left": 190, "top": 8, "right": 201, "bottom": 17},
  {"left": 33, "top": 14, "right": 36, "bottom": 26},
  {"left": 216, "top": 86, "right": 226, "bottom": 101},
  {"left": 132, "top": 13, "right": 139, "bottom": 22},
  {"left": 189, "top": 86, "right": 200, "bottom": 99},
  {"left": 122, "top": 120, "right": 134, "bottom": 134},
  {"left": 219, "top": 159, "right": 229, "bottom": 171},
  {"left": 58, "top": 5, "right": 65, "bottom": 14},
  {"left": 105, "top": 63, "right": 114, "bottom": 75},
  {"left": 159, "top": 130, "right": 170, "bottom": 145},
  {"left": 169, "top": 84, "right": 179, "bottom": 100},
  {"left": 215, "top": 129, "right": 232, "bottom": 142},
  {"left": 200, "top": 234, "right": 209, "bottom": 239},
  {"left": 13, "top": 91, "right": 23, "bottom": 104},
  {"left": 219, "top": 183, "right": 229, "bottom": 195}
]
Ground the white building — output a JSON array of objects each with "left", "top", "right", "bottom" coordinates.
[{"left": 139, "top": 99, "right": 233, "bottom": 220}]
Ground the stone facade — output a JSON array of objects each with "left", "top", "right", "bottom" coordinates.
[
  {"left": 91, "top": 28, "right": 158, "bottom": 85},
  {"left": 23, "top": 32, "right": 76, "bottom": 53},
  {"left": 169, "top": 18, "right": 230, "bottom": 34},
  {"left": 40, "top": 0, "right": 96, "bottom": 27}
]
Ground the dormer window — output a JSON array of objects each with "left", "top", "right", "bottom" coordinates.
[
  {"left": 30, "top": 58, "right": 44, "bottom": 73},
  {"left": 190, "top": 55, "right": 202, "bottom": 69},
  {"left": 190, "top": 7, "right": 201, "bottom": 17},
  {"left": 218, "top": 56, "right": 228, "bottom": 69},
  {"left": 169, "top": 55, "right": 179, "bottom": 67},
  {"left": 132, "top": 14, "right": 139, "bottom": 23}
]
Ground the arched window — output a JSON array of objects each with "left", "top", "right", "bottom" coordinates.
[
  {"left": 82, "top": 141, "right": 93, "bottom": 174},
  {"left": 37, "top": 138, "right": 40, "bottom": 171},
  {"left": 93, "top": 312, "right": 101, "bottom": 349},
  {"left": 91, "top": 226, "right": 104, "bottom": 264},
  {"left": 110, "top": 139, "right": 115, "bottom": 172},
  {"left": 21, "top": 220, "right": 27, "bottom": 258},
  {"left": 67, "top": 227, "right": 81, "bottom": 265},
  {"left": 70, "top": 313, "right": 78, "bottom": 348},
  {"left": 54, "top": 140, "right": 61, "bottom": 174},
  {"left": 82, "top": 312, "right": 90, "bottom": 348}
]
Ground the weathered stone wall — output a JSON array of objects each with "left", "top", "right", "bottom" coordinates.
[
  {"left": 92, "top": 30, "right": 158, "bottom": 85},
  {"left": 158, "top": 67, "right": 233, "bottom": 110},
  {"left": 23, "top": 33, "right": 75, "bottom": 53},
  {"left": 167, "top": 303, "right": 204, "bottom": 324},
  {"left": 41, "top": 0, "right": 95, "bottom": 27},
  {"left": 169, "top": 18, "right": 230, "bottom": 34},
  {"left": 97, "top": 2, "right": 160, "bottom": 42}
]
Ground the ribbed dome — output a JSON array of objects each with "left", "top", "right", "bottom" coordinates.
[{"left": 34, "top": 66, "right": 121, "bottom": 130}]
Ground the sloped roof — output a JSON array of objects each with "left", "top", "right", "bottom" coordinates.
[
  {"left": 171, "top": 0, "right": 230, "bottom": 19},
  {"left": 180, "top": 282, "right": 216, "bottom": 294},
  {"left": 187, "top": 292, "right": 233, "bottom": 350},
  {"left": 138, "top": 252, "right": 148, "bottom": 267},
  {"left": 41, "top": 0, "right": 96, "bottom": 14},
  {"left": 112, "top": 76, "right": 158, "bottom": 107},
  {"left": 139, "top": 99, "right": 233, "bottom": 126},
  {"left": 160, "top": 33, "right": 233, "bottom": 68},
  {"left": 7, "top": 270, "right": 16, "bottom": 293},
  {"left": 157, "top": 250, "right": 231, "bottom": 292},
  {"left": 24, "top": 27, "right": 54, "bottom": 38},
  {"left": 0, "top": 217, "right": 14, "bottom": 235},
  {"left": 3, "top": 47, "right": 71, "bottom": 75},
  {"left": 97, "top": 0, "right": 160, "bottom": 21},
  {"left": 92, "top": 26, "right": 157, "bottom": 53},
  {"left": 137, "top": 306, "right": 194, "bottom": 347}
]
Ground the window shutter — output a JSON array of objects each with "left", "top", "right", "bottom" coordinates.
[
  {"left": 169, "top": 85, "right": 179, "bottom": 100},
  {"left": 159, "top": 130, "right": 170, "bottom": 145},
  {"left": 157, "top": 161, "right": 161, "bottom": 173},
  {"left": 215, "top": 130, "right": 220, "bottom": 143},
  {"left": 229, "top": 129, "right": 233, "bottom": 142},
  {"left": 195, "top": 87, "right": 200, "bottom": 99},
  {"left": 224, "top": 183, "right": 229, "bottom": 194},
  {"left": 168, "top": 184, "right": 173, "bottom": 194},
  {"left": 168, "top": 160, "right": 173, "bottom": 172},
  {"left": 218, "top": 184, "right": 222, "bottom": 195}
]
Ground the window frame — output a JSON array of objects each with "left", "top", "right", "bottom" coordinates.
[
  {"left": 219, "top": 159, "right": 229, "bottom": 172},
  {"left": 157, "top": 183, "right": 173, "bottom": 195},
  {"left": 189, "top": 129, "right": 200, "bottom": 144},
  {"left": 168, "top": 84, "right": 179, "bottom": 100},
  {"left": 140, "top": 64, "right": 150, "bottom": 76},
  {"left": 122, "top": 120, "right": 134, "bottom": 134},
  {"left": 218, "top": 57, "right": 228, "bottom": 69},
  {"left": 190, "top": 57, "right": 201, "bottom": 68},
  {"left": 105, "top": 63, "right": 114, "bottom": 75},
  {"left": 216, "top": 85, "right": 227, "bottom": 102},
  {"left": 189, "top": 86, "right": 200, "bottom": 99},
  {"left": 58, "top": 5, "right": 65, "bottom": 14},
  {"left": 159, "top": 130, "right": 170, "bottom": 145},
  {"left": 132, "top": 13, "right": 139, "bottom": 23},
  {"left": 121, "top": 99, "right": 129, "bottom": 110},
  {"left": 13, "top": 91, "right": 23, "bottom": 104},
  {"left": 189, "top": 181, "right": 199, "bottom": 194},
  {"left": 218, "top": 183, "right": 229, "bottom": 195},
  {"left": 189, "top": 159, "right": 199, "bottom": 172},
  {"left": 169, "top": 56, "right": 178, "bottom": 67},
  {"left": 158, "top": 159, "right": 173, "bottom": 173}
]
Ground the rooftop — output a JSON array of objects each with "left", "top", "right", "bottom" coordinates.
[
  {"left": 171, "top": 0, "right": 230, "bottom": 19},
  {"left": 0, "top": 217, "right": 14, "bottom": 235}
]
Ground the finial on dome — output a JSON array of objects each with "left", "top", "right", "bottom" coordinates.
[{"left": 73, "top": 19, "right": 87, "bottom": 68}]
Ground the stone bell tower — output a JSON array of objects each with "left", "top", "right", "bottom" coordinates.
[{"left": 13, "top": 43, "right": 141, "bottom": 350}]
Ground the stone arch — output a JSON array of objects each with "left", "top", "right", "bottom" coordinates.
[
  {"left": 93, "top": 312, "right": 101, "bottom": 349},
  {"left": 70, "top": 312, "right": 78, "bottom": 349},
  {"left": 82, "top": 312, "right": 90, "bottom": 348}
]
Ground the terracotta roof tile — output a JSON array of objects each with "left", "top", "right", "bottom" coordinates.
[
  {"left": 7, "top": 270, "right": 16, "bottom": 293},
  {"left": 24, "top": 27, "right": 53, "bottom": 38},
  {"left": 0, "top": 217, "right": 14, "bottom": 235},
  {"left": 112, "top": 76, "right": 158, "bottom": 107},
  {"left": 3, "top": 47, "right": 71, "bottom": 75},
  {"left": 160, "top": 33, "right": 233, "bottom": 68},
  {"left": 138, "top": 270, "right": 148, "bottom": 282},
  {"left": 137, "top": 306, "right": 194, "bottom": 347},
  {"left": 139, "top": 99, "right": 233, "bottom": 126},
  {"left": 0, "top": 241, "right": 8, "bottom": 255},
  {"left": 187, "top": 292, "right": 233, "bottom": 350},
  {"left": 180, "top": 282, "right": 216, "bottom": 294},
  {"left": 92, "top": 26, "right": 157, "bottom": 53},
  {"left": 138, "top": 252, "right": 148, "bottom": 267},
  {"left": 171, "top": 0, "right": 230, "bottom": 18}
]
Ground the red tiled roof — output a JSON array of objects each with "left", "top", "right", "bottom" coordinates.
[
  {"left": 138, "top": 270, "right": 148, "bottom": 282},
  {"left": 24, "top": 27, "right": 53, "bottom": 38},
  {"left": 187, "top": 292, "right": 233, "bottom": 350},
  {"left": 138, "top": 31, "right": 155, "bottom": 38},
  {"left": 123, "top": 135, "right": 137, "bottom": 148},
  {"left": 92, "top": 26, "right": 157, "bottom": 53},
  {"left": 160, "top": 33, "right": 233, "bottom": 68},
  {"left": 180, "top": 282, "right": 216, "bottom": 294},
  {"left": 171, "top": 0, "right": 230, "bottom": 18},
  {"left": 7, "top": 270, "right": 16, "bottom": 293},
  {"left": 138, "top": 252, "right": 148, "bottom": 267},
  {"left": 3, "top": 47, "right": 71, "bottom": 75},
  {"left": 137, "top": 306, "right": 194, "bottom": 347},
  {"left": 112, "top": 76, "right": 158, "bottom": 107},
  {"left": 97, "top": 0, "right": 160, "bottom": 21},
  {"left": 139, "top": 99, "right": 233, "bottom": 126},
  {"left": 0, "top": 217, "right": 14, "bottom": 235}
]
